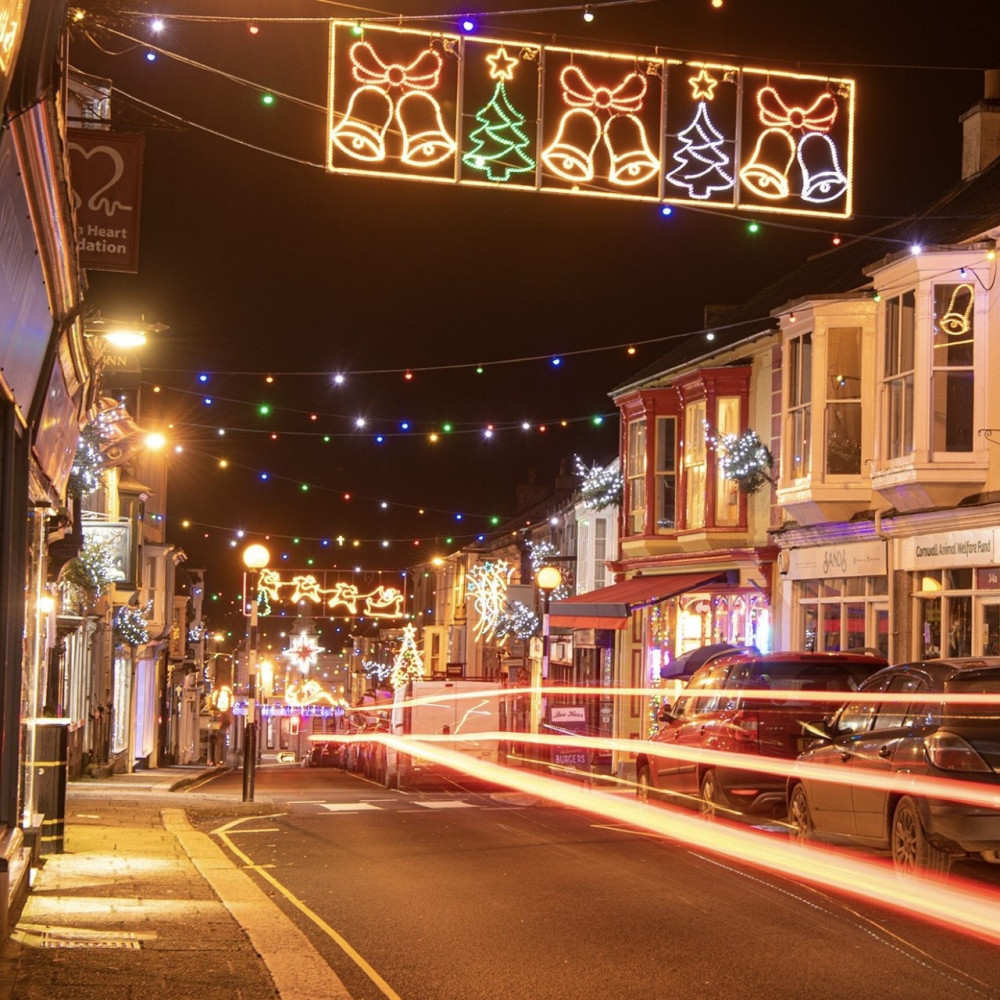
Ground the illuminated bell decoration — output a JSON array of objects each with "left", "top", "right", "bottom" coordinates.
[
  {"left": 604, "top": 114, "right": 658, "bottom": 187},
  {"left": 938, "top": 283, "right": 975, "bottom": 336},
  {"left": 797, "top": 132, "right": 848, "bottom": 203},
  {"left": 331, "top": 85, "right": 393, "bottom": 160},
  {"left": 739, "top": 127, "right": 796, "bottom": 200},
  {"left": 542, "top": 108, "right": 600, "bottom": 182}
]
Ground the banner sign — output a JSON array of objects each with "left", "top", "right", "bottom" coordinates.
[
  {"left": 67, "top": 129, "right": 145, "bottom": 273},
  {"left": 328, "top": 23, "right": 855, "bottom": 218}
]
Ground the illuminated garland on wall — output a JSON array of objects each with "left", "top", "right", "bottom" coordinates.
[
  {"left": 494, "top": 601, "right": 539, "bottom": 643},
  {"left": 113, "top": 602, "right": 153, "bottom": 647},
  {"left": 528, "top": 541, "right": 570, "bottom": 600},
  {"left": 67, "top": 422, "right": 106, "bottom": 499},
  {"left": 718, "top": 430, "right": 775, "bottom": 494}
]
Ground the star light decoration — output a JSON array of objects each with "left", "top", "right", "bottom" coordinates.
[{"left": 282, "top": 632, "right": 326, "bottom": 674}]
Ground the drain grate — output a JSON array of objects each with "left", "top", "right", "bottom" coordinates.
[{"left": 14, "top": 925, "right": 150, "bottom": 950}]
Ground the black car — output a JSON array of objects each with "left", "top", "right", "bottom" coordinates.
[{"left": 787, "top": 658, "right": 1000, "bottom": 876}]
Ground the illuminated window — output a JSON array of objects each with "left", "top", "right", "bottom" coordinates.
[
  {"left": 825, "top": 326, "right": 862, "bottom": 474},
  {"left": 882, "top": 291, "right": 914, "bottom": 461},
  {"left": 931, "top": 283, "right": 975, "bottom": 452},
  {"left": 786, "top": 331, "right": 812, "bottom": 479},
  {"left": 684, "top": 400, "right": 707, "bottom": 528},
  {"left": 714, "top": 396, "right": 740, "bottom": 525},
  {"left": 654, "top": 417, "right": 677, "bottom": 530},
  {"left": 594, "top": 519, "right": 608, "bottom": 588},
  {"left": 625, "top": 418, "right": 647, "bottom": 534}
]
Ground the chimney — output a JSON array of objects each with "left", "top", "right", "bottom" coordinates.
[{"left": 959, "top": 70, "right": 1000, "bottom": 180}]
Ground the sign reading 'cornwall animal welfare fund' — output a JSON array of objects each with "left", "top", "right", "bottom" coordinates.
[{"left": 327, "top": 23, "right": 855, "bottom": 219}]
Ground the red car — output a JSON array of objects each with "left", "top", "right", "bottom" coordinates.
[{"left": 635, "top": 649, "right": 888, "bottom": 818}]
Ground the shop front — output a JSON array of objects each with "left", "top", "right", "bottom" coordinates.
[{"left": 782, "top": 538, "right": 889, "bottom": 657}]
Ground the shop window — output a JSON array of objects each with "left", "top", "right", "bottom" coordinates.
[
  {"left": 655, "top": 417, "right": 677, "bottom": 530},
  {"left": 931, "top": 283, "right": 975, "bottom": 452},
  {"left": 825, "top": 326, "right": 862, "bottom": 474},
  {"left": 786, "top": 331, "right": 812, "bottom": 479},
  {"left": 625, "top": 418, "right": 646, "bottom": 535},
  {"left": 684, "top": 400, "right": 707, "bottom": 528},
  {"left": 882, "top": 290, "right": 915, "bottom": 461},
  {"left": 795, "top": 577, "right": 888, "bottom": 653}
]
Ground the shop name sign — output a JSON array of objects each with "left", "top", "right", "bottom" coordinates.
[
  {"left": 328, "top": 23, "right": 855, "bottom": 219},
  {"left": 786, "top": 539, "right": 885, "bottom": 580},
  {"left": 900, "top": 529, "right": 998, "bottom": 571}
]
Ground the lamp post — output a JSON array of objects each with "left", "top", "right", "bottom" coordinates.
[
  {"left": 242, "top": 543, "right": 270, "bottom": 802},
  {"left": 533, "top": 566, "right": 563, "bottom": 735}
]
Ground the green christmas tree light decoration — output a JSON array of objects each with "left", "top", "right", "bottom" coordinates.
[
  {"left": 390, "top": 623, "right": 424, "bottom": 689},
  {"left": 574, "top": 455, "right": 623, "bottom": 512},
  {"left": 462, "top": 46, "right": 534, "bottom": 183},
  {"left": 718, "top": 430, "right": 776, "bottom": 494}
]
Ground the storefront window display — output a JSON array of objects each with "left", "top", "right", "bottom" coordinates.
[
  {"left": 916, "top": 569, "right": 974, "bottom": 659},
  {"left": 795, "top": 576, "right": 889, "bottom": 656}
]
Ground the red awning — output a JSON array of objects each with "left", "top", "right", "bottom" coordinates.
[{"left": 548, "top": 572, "right": 725, "bottom": 630}]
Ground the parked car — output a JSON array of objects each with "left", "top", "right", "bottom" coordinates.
[
  {"left": 308, "top": 741, "right": 338, "bottom": 768},
  {"left": 635, "top": 649, "right": 888, "bottom": 818},
  {"left": 786, "top": 658, "right": 1000, "bottom": 876}
]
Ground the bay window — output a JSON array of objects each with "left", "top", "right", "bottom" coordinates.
[
  {"left": 786, "top": 331, "right": 812, "bottom": 479},
  {"left": 882, "top": 290, "right": 915, "bottom": 461},
  {"left": 931, "top": 282, "right": 974, "bottom": 452},
  {"left": 625, "top": 418, "right": 646, "bottom": 535}
]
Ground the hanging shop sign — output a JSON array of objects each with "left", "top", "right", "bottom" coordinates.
[
  {"left": 327, "top": 23, "right": 855, "bottom": 219},
  {"left": 67, "top": 129, "right": 145, "bottom": 273}
]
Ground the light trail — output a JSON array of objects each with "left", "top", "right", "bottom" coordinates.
[
  {"left": 368, "top": 734, "right": 1000, "bottom": 947},
  {"left": 344, "top": 684, "right": 1000, "bottom": 714},
  {"left": 310, "top": 728, "right": 1000, "bottom": 812}
]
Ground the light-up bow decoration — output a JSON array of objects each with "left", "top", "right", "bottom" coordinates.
[
  {"left": 542, "top": 65, "right": 658, "bottom": 187},
  {"left": 331, "top": 40, "right": 456, "bottom": 167},
  {"left": 740, "top": 85, "right": 847, "bottom": 204}
]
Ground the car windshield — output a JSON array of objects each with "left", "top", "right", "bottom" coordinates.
[{"left": 751, "top": 661, "right": 868, "bottom": 709}]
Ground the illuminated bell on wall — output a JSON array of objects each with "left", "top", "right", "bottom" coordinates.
[
  {"left": 739, "top": 127, "right": 796, "bottom": 199},
  {"left": 396, "top": 91, "right": 456, "bottom": 167},
  {"left": 541, "top": 108, "right": 602, "bottom": 183},
  {"left": 796, "top": 132, "right": 848, "bottom": 203},
  {"left": 603, "top": 113, "right": 659, "bottom": 187},
  {"left": 330, "top": 85, "right": 393, "bottom": 161},
  {"left": 938, "top": 282, "right": 975, "bottom": 336}
]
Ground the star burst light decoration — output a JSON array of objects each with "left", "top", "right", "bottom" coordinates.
[{"left": 283, "top": 632, "right": 326, "bottom": 673}]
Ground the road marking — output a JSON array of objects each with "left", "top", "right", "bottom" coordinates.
[
  {"left": 228, "top": 828, "right": 281, "bottom": 834},
  {"left": 165, "top": 809, "right": 356, "bottom": 1000},
  {"left": 413, "top": 800, "right": 475, "bottom": 809},
  {"left": 321, "top": 802, "right": 381, "bottom": 812},
  {"left": 208, "top": 813, "right": 402, "bottom": 1000}
]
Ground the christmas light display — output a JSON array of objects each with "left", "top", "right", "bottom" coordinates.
[
  {"left": 112, "top": 602, "right": 152, "bottom": 647},
  {"left": 462, "top": 46, "right": 534, "bottom": 183},
  {"left": 528, "top": 542, "right": 570, "bottom": 600},
  {"left": 363, "top": 657, "right": 393, "bottom": 683},
  {"left": 327, "top": 24, "right": 854, "bottom": 218},
  {"left": 282, "top": 632, "right": 326, "bottom": 673},
  {"left": 494, "top": 601, "right": 539, "bottom": 643},
  {"left": 60, "top": 536, "right": 123, "bottom": 602},
  {"left": 390, "top": 623, "right": 424, "bottom": 688},
  {"left": 256, "top": 568, "right": 405, "bottom": 619},
  {"left": 574, "top": 455, "right": 623, "bottom": 511},
  {"left": 937, "top": 283, "right": 975, "bottom": 337},
  {"left": 285, "top": 678, "right": 345, "bottom": 708},
  {"left": 67, "top": 422, "right": 106, "bottom": 499},
  {"left": 717, "top": 430, "right": 775, "bottom": 494},
  {"left": 466, "top": 560, "right": 514, "bottom": 641}
]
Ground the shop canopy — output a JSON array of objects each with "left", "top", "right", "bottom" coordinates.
[{"left": 548, "top": 572, "right": 725, "bottom": 630}]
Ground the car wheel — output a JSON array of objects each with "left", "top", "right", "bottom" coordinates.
[
  {"left": 699, "top": 770, "right": 725, "bottom": 820},
  {"left": 636, "top": 764, "right": 652, "bottom": 804},
  {"left": 788, "top": 784, "right": 813, "bottom": 843},
  {"left": 891, "top": 796, "right": 952, "bottom": 878}
]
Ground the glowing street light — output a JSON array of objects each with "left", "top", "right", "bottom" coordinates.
[
  {"left": 241, "top": 542, "right": 270, "bottom": 801},
  {"left": 533, "top": 566, "right": 563, "bottom": 734}
]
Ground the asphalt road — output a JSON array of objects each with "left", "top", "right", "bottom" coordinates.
[{"left": 187, "top": 764, "right": 1000, "bottom": 1000}]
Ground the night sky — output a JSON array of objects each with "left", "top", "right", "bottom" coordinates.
[{"left": 69, "top": 0, "right": 1000, "bottom": 627}]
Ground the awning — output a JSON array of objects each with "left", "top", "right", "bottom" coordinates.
[{"left": 549, "top": 572, "right": 725, "bottom": 630}]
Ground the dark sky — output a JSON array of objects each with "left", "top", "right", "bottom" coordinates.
[{"left": 70, "top": 0, "right": 1000, "bottom": 624}]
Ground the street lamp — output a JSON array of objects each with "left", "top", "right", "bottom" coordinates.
[
  {"left": 242, "top": 542, "right": 270, "bottom": 801},
  {"left": 533, "top": 566, "right": 563, "bottom": 734}
]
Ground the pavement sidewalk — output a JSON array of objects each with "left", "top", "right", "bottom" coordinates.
[{"left": 0, "top": 767, "right": 351, "bottom": 1000}]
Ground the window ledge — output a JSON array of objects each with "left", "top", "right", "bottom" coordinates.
[
  {"left": 776, "top": 481, "right": 873, "bottom": 526},
  {"left": 871, "top": 458, "right": 988, "bottom": 512}
]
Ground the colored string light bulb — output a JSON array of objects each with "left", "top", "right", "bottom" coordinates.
[
  {"left": 583, "top": 5, "right": 595, "bottom": 22},
  {"left": 261, "top": 93, "right": 275, "bottom": 106},
  {"left": 747, "top": 221, "right": 760, "bottom": 234}
]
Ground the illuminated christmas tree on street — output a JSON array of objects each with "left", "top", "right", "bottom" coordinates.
[
  {"left": 463, "top": 46, "right": 534, "bottom": 182},
  {"left": 390, "top": 623, "right": 424, "bottom": 689}
]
